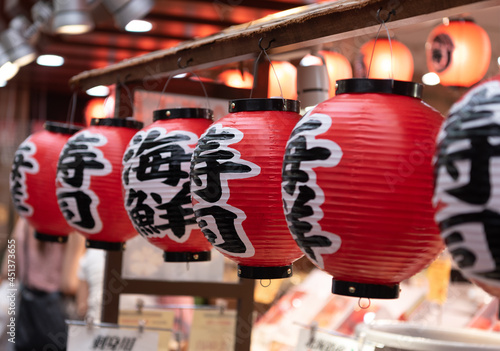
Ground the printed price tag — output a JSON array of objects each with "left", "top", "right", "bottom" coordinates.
[
  {"left": 119, "top": 309, "right": 175, "bottom": 351},
  {"left": 67, "top": 324, "right": 159, "bottom": 351},
  {"left": 187, "top": 309, "right": 237, "bottom": 351},
  {"left": 295, "top": 327, "right": 358, "bottom": 351}
]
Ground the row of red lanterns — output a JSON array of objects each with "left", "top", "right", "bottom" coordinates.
[
  {"left": 219, "top": 18, "right": 491, "bottom": 93},
  {"left": 11, "top": 75, "right": 450, "bottom": 300}
]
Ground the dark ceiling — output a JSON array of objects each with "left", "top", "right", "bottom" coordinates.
[{"left": 2, "top": 0, "right": 310, "bottom": 93}]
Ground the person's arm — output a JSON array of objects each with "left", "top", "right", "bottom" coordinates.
[
  {"left": 59, "top": 232, "right": 86, "bottom": 295},
  {"left": 76, "top": 278, "right": 89, "bottom": 319}
]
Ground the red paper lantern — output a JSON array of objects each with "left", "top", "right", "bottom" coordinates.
[
  {"left": 426, "top": 19, "right": 491, "bottom": 87},
  {"left": 268, "top": 61, "right": 297, "bottom": 100},
  {"left": 191, "top": 98, "right": 304, "bottom": 279},
  {"left": 434, "top": 75, "right": 500, "bottom": 299},
  {"left": 56, "top": 117, "right": 143, "bottom": 250},
  {"left": 319, "top": 50, "right": 353, "bottom": 97},
  {"left": 356, "top": 38, "right": 414, "bottom": 81},
  {"left": 122, "top": 108, "right": 214, "bottom": 262},
  {"left": 282, "top": 79, "right": 444, "bottom": 298},
  {"left": 218, "top": 69, "right": 253, "bottom": 89},
  {"left": 10, "top": 122, "right": 81, "bottom": 242}
]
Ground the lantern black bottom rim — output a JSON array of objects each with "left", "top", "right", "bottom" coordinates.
[
  {"left": 237, "top": 264, "right": 293, "bottom": 279},
  {"left": 332, "top": 279, "right": 400, "bottom": 299},
  {"left": 86, "top": 240, "right": 125, "bottom": 251},
  {"left": 34, "top": 231, "right": 68, "bottom": 243},
  {"left": 163, "top": 251, "right": 211, "bottom": 262}
]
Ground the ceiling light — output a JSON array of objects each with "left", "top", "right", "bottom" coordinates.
[
  {"left": 125, "top": 19, "right": 152, "bottom": 32},
  {"left": 0, "top": 80, "right": 6, "bottom": 88},
  {"left": 1, "top": 17, "right": 37, "bottom": 67},
  {"left": 86, "top": 85, "right": 110, "bottom": 97},
  {"left": 37, "top": 54, "right": 64, "bottom": 67},
  {"left": 104, "top": 0, "right": 155, "bottom": 29},
  {"left": 53, "top": 0, "right": 94, "bottom": 35},
  {"left": 0, "top": 62, "right": 19, "bottom": 81},
  {"left": 422, "top": 72, "right": 440, "bottom": 86}
]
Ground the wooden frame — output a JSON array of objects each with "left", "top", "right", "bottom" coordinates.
[{"left": 71, "top": 1, "right": 500, "bottom": 350}]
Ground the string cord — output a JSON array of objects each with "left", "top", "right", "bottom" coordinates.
[
  {"left": 251, "top": 38, "right": 285, "bottom": 106},
  {"left": 367, "top": 8, "right": 396, "bottom": 80}
]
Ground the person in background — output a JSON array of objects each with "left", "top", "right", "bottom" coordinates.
[
  {"left": 6, "top": 217, "right": 85, "bottom": 351},
  {"left": 76, "top": 248, "right": 106, "bottom": 322}
]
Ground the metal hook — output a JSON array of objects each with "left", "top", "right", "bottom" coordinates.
[
  {"left": 358, "top": 297, "right": 371, "bottom": 309},
  {"left": 177, "top": 57, "right": 193, "bottom": 69},
  {"left": 258, "top": 37, "right": 275, "bottom": 51},
  {"left": 376, "top": 8, "right": 396, "bottom": 24}
]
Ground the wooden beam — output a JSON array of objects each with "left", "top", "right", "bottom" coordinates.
[{"left": 70, "top": 0, "right": 500, "bottom": 91}]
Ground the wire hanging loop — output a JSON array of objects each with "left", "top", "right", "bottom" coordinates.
[
  {"left": 66, "top": 90, "right": 78, "bottom": 127},
  {"left": 376, "top": 8, "right": 395, "bottom": 24},
  {"left": 176, "top": 57, "right": 211, "bottom": 111},
  {"left": 116, "top": 75, "right": 135, "bottom": 117},
  {"left": 367, "top": 8, "right": 396, "bottom": 80},
  {"left": 251, "top": 37, "right": 285, "bottom": 106}
]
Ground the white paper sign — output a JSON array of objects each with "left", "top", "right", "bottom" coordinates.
[
  {"left": 187, "top": 309, "right": 237, "bottom": 351},
  {"left": 295, "top": 327, "right": 358, "bottom": 351},
  {"left": 67, "top": 324, "right": 159, "bottom": 351}
]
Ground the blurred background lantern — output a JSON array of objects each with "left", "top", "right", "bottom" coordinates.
[
  {"left": 426, "top": 18, "right": 491, "bottom": 87},
  {"left": 434, "top": 74, "right": 500, "bottom": 300},
  {"left": 10, "top": 122, "right": 80, "bottom": 242},
  {"left": 268, "top": 61, "right": 297, "bottom": 99},
  {"left": 218, "top": 69, "right": 254, "bottom": 89},
  {"left": 56, "top": 117, "right": 143, "bottom": 250},
  {"left": 319, "top": 50, "right": 353, "bottom": 97},
  {"left": 282, "top": 78, "right": 444, "bottom": 299},
  {"left": 297, "top": 54, "right": 330, "bottom": 113},
  {"left": 122, "top": 108, "right": 214, "bottom": 262},
  {"left": 191, "top": 98, "right": 304, "bottom": 279},
  {"left": 355, "top": 38, "right": 414, "bottom": 81}
]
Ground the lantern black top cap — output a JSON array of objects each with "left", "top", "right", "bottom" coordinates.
[
  {"left": 336, "top": 78, "right": 422, "bottom": 99},
  {"left": 90, "top": 117, "right": 143, "bottom": 129},
  {"left": 44, "top": 121, "right": 81, "bottom": 135},
  {"left": 153, "top": 108, "right": 213, "bottom": 122},
  {"left": 229, "top": 98, "right": 300, "bottom": 113}
]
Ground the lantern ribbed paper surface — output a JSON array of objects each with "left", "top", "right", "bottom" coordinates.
[
  {"left": 122, "top": 108, "right": 213, "bottom": 262},
  {"left": 434, "top": 75, "right": 500, "bottom": 299},
  {"left": 426, "top": 19, "right": 491, "bottom": 87},
  {"left": 191, "top": 98, "right": 304, "bottom": 279},
  {"left": 282, "top": 79, "right": 444, "bottom": 298},
  {"left": 10, "top": 122, "right": 80, "bottom": 242},
  {"left": 56, "top": 117, "right": 143, "bottom": 250}
]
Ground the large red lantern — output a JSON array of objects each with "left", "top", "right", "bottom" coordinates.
[
  {"left": 282, "top": 79, "right": 444, "bottom": 298},
  {"left": 426, "top": 19, "right": 491, "bottom": 87},
  {"left": 356, "top": 38, "right": 414, "bottom": 82},
  {"left": 191, "top": 98, "right": 304, "bottom": 279},
  {"left": 122, "top": 108, "right": 214, "bottom": 262},
  {"left": 10, "top": 122, "right": 80, "bottom": 242},
  {"left": 434, "top": 75, "right": 500, "bottom": 299},
  {"left": 56, "top": 117, "right": 143, "bottom": 250}
]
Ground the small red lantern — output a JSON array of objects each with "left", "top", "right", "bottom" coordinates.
[
  {"left": 56, "top": 117, "right": 143, "bottom": 250},
  {"left": 191, "top": 98, "right": 304, "bottom": 279},
  {"left": 10, "top": 122, "right": 81, "bottom": 242},
  {"left": 218, "top": 69, "right": 253, "bottom": 89},
  {"left": 356, "top": 38, "right": 414, "bottom": 81},
  {"left": 282, "top": 79, "right": 444, "bottom": 298},
  {"left": 268, "top": 61, "right": 297, "bottom": 100},
  {"left": 434, "top": 75, "right": 500, "bottom": 299},
  {"left": 319, "top": 50, "right": 353, "bottom": 97},
  {"left": 426, "top": 19, "right": 491, "bottom": 87},
  {"left": 122, "top": 108, "right": 214, "bottom": 262}
]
